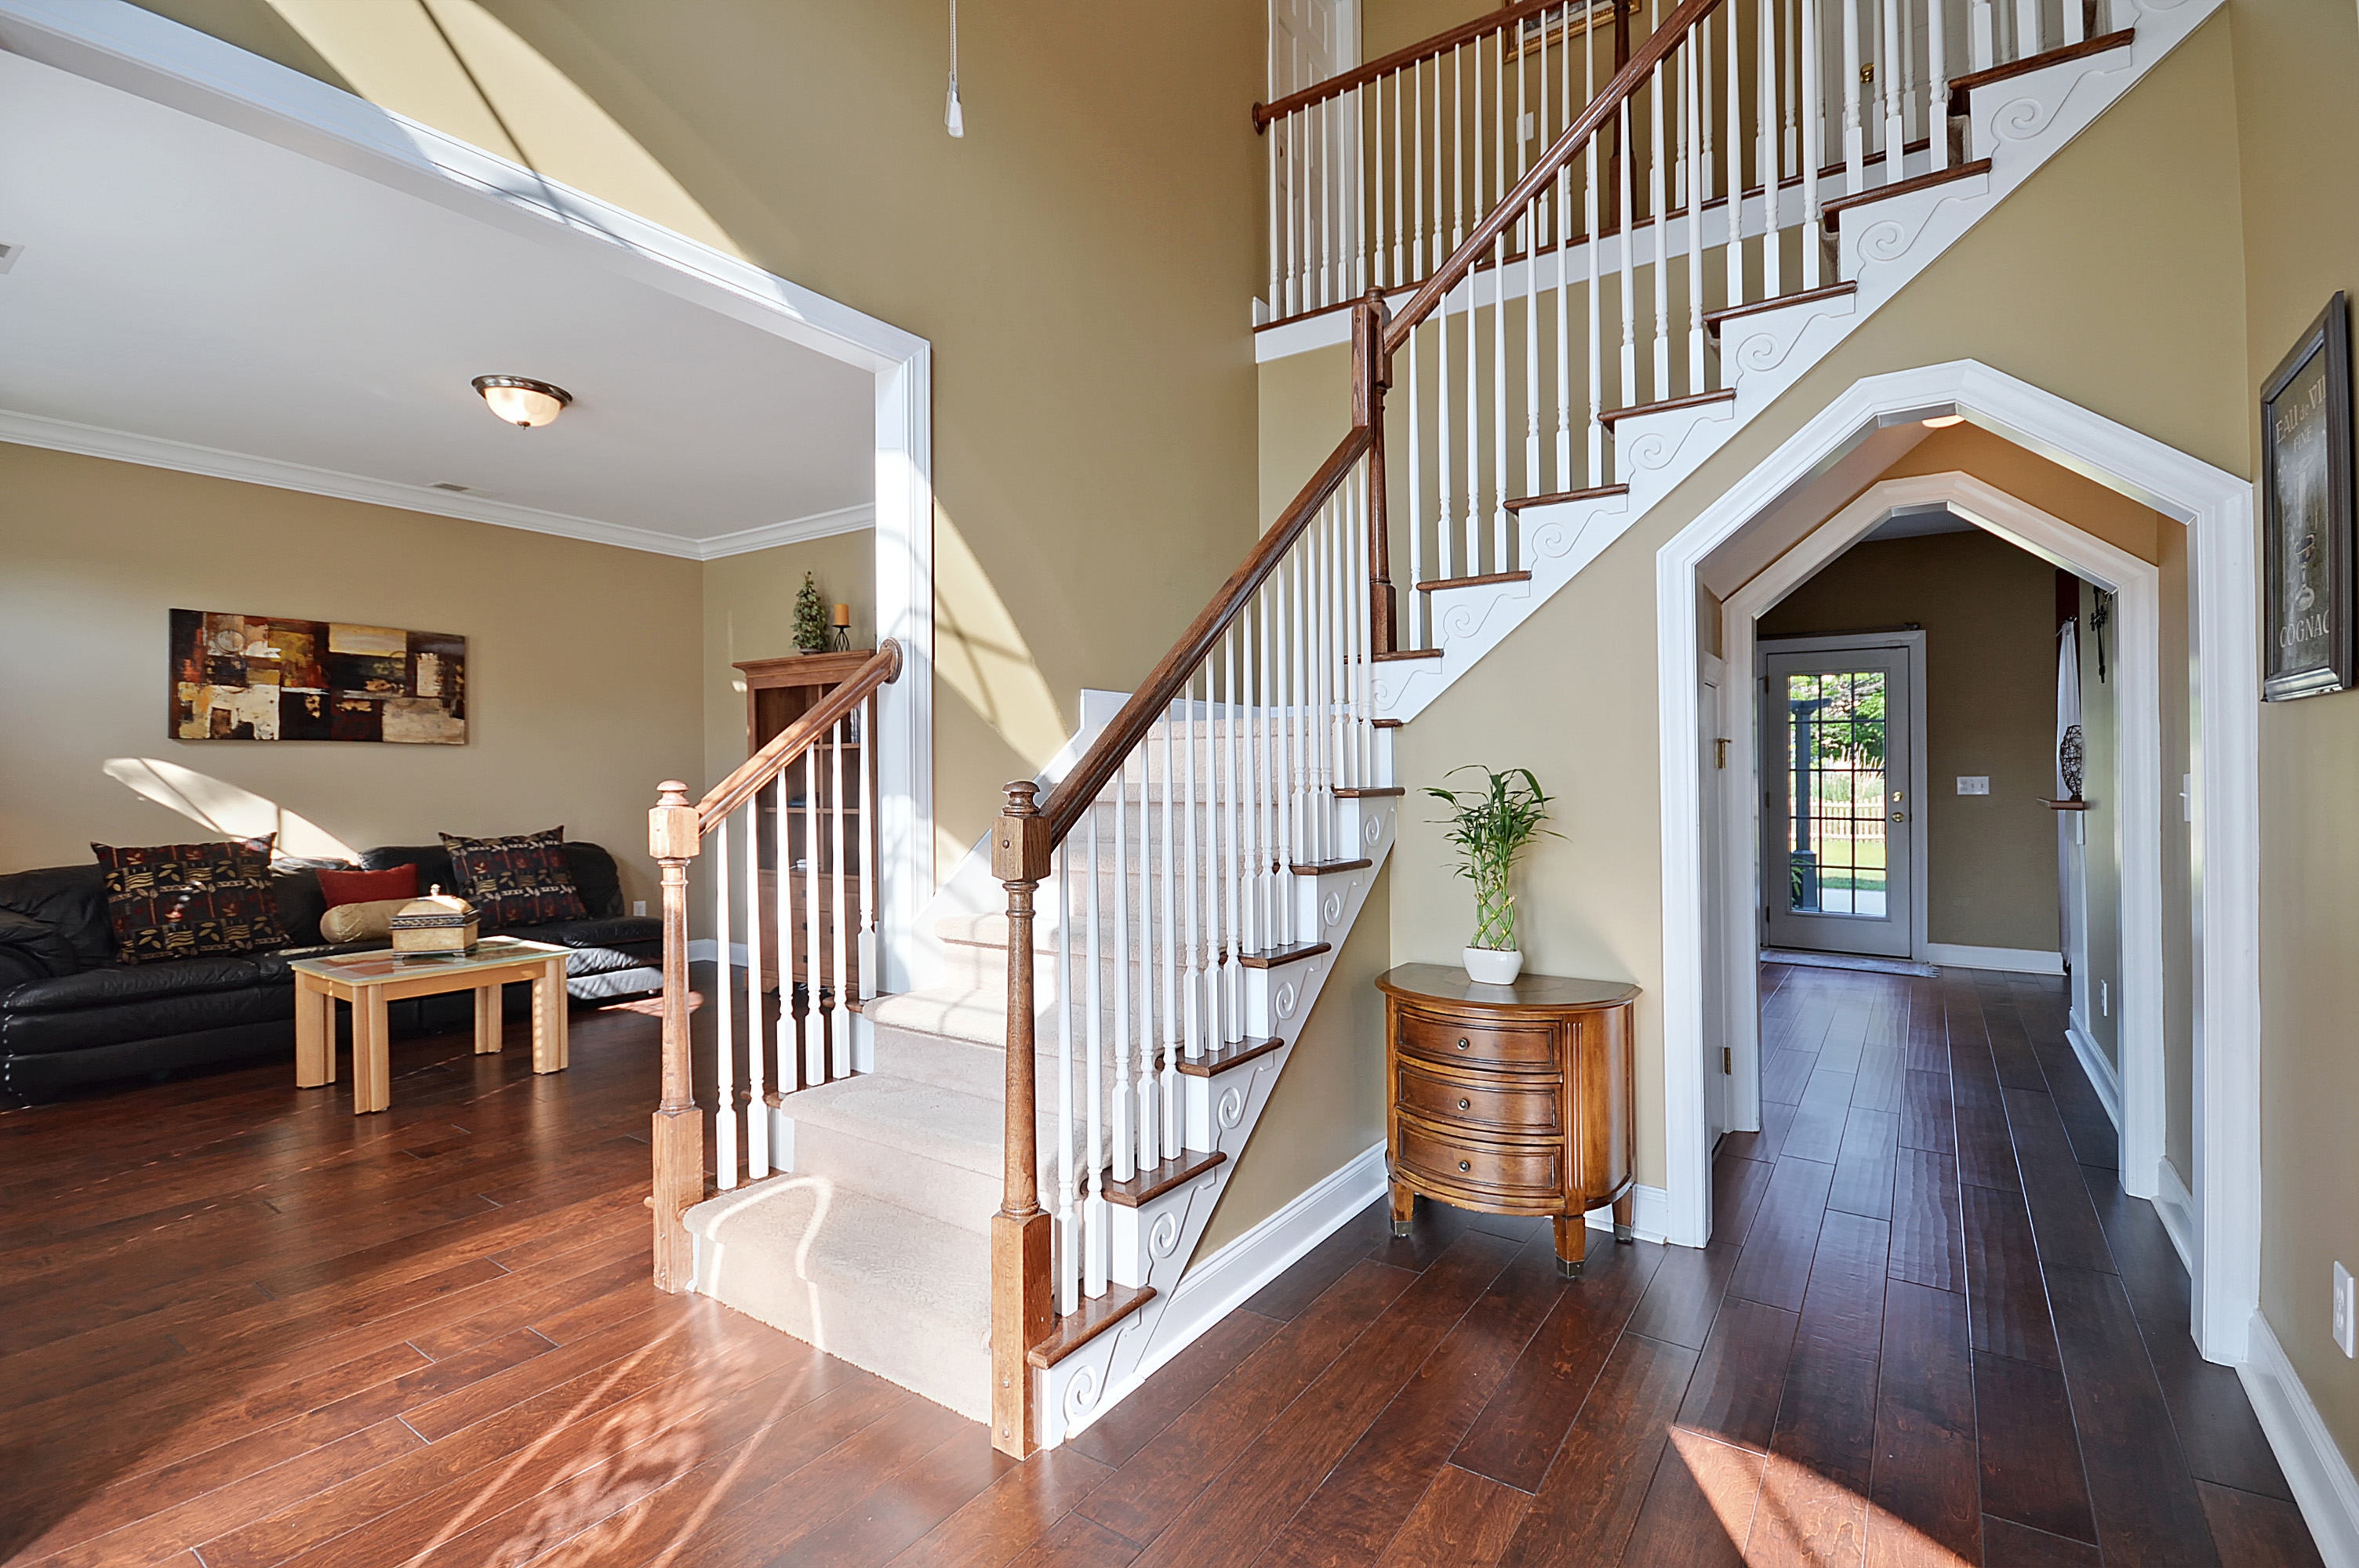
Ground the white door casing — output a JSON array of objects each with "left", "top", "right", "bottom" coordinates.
[{"left": 1658, "top": 361, "right": 2252, "bottom": 1375}]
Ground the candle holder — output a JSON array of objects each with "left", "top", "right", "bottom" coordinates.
[{"left": 831, "top": 603, "right": 852, "bottom": 652}]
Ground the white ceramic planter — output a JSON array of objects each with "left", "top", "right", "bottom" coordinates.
[{"left": 1461, "top": 946, "right": 1525, "bottom": 985}]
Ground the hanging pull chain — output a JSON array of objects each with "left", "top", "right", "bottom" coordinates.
[{"left": 946, "top": 0, "right": 965, "bottom": 137}]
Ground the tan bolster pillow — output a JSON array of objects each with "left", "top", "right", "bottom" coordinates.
[{"left": 318, "top": 898, "right": 410, "bottom": 944}]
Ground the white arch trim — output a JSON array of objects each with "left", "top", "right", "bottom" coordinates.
[
  {"left": 1719, "top": 473, "right": 2165, "bottom": 1218},
  {"left": 0, "top": 0, "right": 942, "bottom": 977},
  {"left": 1657, "top": 360, "right": 2259, "bottom": 1365}
]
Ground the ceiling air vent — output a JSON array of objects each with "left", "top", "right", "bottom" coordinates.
[{"left": 430, "top": 481, "right": 472, "bottom": 492}]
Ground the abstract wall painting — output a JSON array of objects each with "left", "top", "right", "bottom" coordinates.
[{"left": 169, "top": 611, "right": 467, "bottom": 744}]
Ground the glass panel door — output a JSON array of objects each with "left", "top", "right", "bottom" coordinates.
[{"left": 1763, "top": 643, "right": 1914, "bottom": 958}]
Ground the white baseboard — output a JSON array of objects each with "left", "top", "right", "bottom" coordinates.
[
  {"left": 1592, "top": 1182, "right": 1672, "bottom": 1243},
  {"left": 2064, "top": 1018, "right": 2123, "bottom": 1132},
  {"left": 686, "top": 938, "right": 747, "bottom": 967},
  {"left": 1071, "top": 1143, "right": 1389, "bottom": 1437},
  {"left": 2240, "top": 1311, "right": 2359, "bottom": 1568},
  {"left": 1925, "top": 943, "right": 2064, "bottom": 975},
  {"left": 2154, "top": 1157, "right": 2196, "bottom": 1274}
]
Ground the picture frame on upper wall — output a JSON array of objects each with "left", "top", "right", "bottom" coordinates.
[{"left": 2260, "top": 291, "right": 2354, "bottom": 702}]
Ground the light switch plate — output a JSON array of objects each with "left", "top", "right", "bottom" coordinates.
[
  {"left": 1956, "top": 775, "right": 1990, "bottom": 796},
  {"left": 633, "top": 900, "right": 647, "bottom": 917}
]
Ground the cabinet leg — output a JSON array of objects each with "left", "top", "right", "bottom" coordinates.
[
  {"left": 1389, "top": 1181, "right": 1416, "bottom": 1239},
  {"left": 1553, "top": 1214, "right": 1587, "bottom": 1277},
  {"left": 1613, "top": 1190, "right": 1635, "bottom": 1243}
]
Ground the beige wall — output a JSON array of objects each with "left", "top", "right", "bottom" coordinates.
[
  {"left": 2232, "top": 0, "right": 2359, "bottom": 1475},
  {"left": 138, "top": 0, "right": 1268, "bottom": 878},
  {"left": 698, "top": 533, "right": 876, "bottom": 791},
  {"left": 1759, "top": 528, "right": 2062, "bottom": 953},
  {"left": 1194, "top": 869, "right": 1392, "bottom": 1258},
  {"left": 0, "top": 444, "right": 702, "bottom": 906},
  {"left": 1393, "top": 17, "right": 2247, "bottom": 1196}
]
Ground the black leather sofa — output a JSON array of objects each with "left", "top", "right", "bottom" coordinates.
[{"left": 0, "top": 840, "right": 660, "bottom": 1102}]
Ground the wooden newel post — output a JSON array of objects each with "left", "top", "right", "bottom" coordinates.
[
  {"left": 990, "top": 779, "right": 1055, "bottom": 1457},
  {"left": 1354, "top": 289, "right": 1398, "bottom": 655},
  {"left": 649, "top": 780, "right": 705, "bottom": 1294}
]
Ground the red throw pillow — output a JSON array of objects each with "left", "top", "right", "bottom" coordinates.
[{"left": 318, "top": 864, "right": 420, "bottom": 909}]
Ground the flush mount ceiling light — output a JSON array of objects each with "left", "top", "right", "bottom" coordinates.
[
  {"left": 1921, "top": 412, "right": 1966, "bottom": 428},
  {"left": 471, "top": 375, "right": 572, "bottom": 428}
]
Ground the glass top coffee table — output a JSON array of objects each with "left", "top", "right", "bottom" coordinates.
[{"left": 289, "top": 936, "right": 571, "bottom": 1114}]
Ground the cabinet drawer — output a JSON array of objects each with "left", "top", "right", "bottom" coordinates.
[
  {"left": 1397, "top": 1060, "right": 1561, "bottom": 1138},
  {"left": 1395, "top": 1116, "right": 1561, "bottom": 1200},
  {"left": 1396, "top": 1009, "right": 1558, "bottom": 1073}
]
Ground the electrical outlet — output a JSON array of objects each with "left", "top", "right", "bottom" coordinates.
[
  {"left": 633, "top": 900, "right": 647, "bottom": 917},
  {"left": 2335, "top": 1262, "right": 2356, "bottom": 1358},
  {"left": 1956, "top": 775, "right": 1990, "bottom": 796}
]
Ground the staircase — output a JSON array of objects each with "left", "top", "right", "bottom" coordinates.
[{"left": 649, "top": 0, "right": 2223, "bottom": 1458}]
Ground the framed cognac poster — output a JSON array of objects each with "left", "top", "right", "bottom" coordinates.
[{"left": 2261, "top": 292, "right": 2354, "bottom": 701}]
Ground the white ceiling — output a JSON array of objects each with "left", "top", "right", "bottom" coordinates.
[{"left": 0, "top": 45, "right": 875, "bottom": 557}]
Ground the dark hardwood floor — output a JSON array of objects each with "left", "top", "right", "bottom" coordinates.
[{"left": 0, "top": 966, "right": 2324, "bottom": 1566}]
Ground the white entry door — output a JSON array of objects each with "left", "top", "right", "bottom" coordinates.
[{"left": 1761, "top": 641, "right": 1917, "bottom": 958}]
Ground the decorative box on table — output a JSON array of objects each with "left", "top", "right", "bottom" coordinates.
[{"left": 390, "top": 886, "right": 478, "bottom": 954}]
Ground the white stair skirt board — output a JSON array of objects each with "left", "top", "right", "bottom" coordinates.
[
  {"left": 2154, "top": 1157, "right": 2198, "bottom": 1276},
  {"left": 1761, "top": 948, "right": 1938, "bottom": 978},
  {"left": 2241, "top": 1312, "right": 2359, "bottom": 1568},
  {"left": 1923, "top": 943, "right": 2065, "bottom": 976},
  {"left": 2065, "top": 1013, "right": 2125, "bottom": 1132}
]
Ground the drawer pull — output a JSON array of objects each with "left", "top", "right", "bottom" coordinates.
[
  {"left": 1456, "top": 1098, "right": 1471, "bottom": 1110},
  {"left": 1457, "top": 1037, "right": 1470, "bottom": 1051},
  {"left": 1457, "top": 1160, "right": 1471, "bottom": 1172}
]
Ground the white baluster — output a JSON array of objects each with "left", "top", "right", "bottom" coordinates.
[
  {"left": 1586, "top": 17, "right": 1604, "bottom": 486},
  {"left": 1408, "top": 320, "right": 1425, "bottom": 646},
  {"left": 1761, "top": 0, "right": 1783, "bottom": 299},
  {"left": 2062, "top": 0, "right": 2084, "bottom": 47},
  {"left": 859, "top": 697, "right": 878, "bottom": 1002},
  {"left": 1786, "top": 0, "right": 1802, "bottom": 172},
  {"left": 803, "top": 750, "right": 824, "bottom": 1087},
  {"left": 1160, "top": 703, "right": 1180, "bottom": 1160},
  {"left": 1652, "top": 49, "right": 1670, "bottom": 402},
  {"left": 1685, "top": 38, "right": 1707, "bottom": 394},
  {"left": 711, "top": 815, "right": 737, "bottom": 1189},
  {"left": 1056, "top": 844, "right": 1076, "bottom": 1316},
  {"left": 1111, "top": 755, "right": 1134, "bottom": 1183},
  {"left": 1803, "top": 0, "right": 1826, "bottom": 286},
  {"left": 1843, "top": 0, "right": 1866, "bottom": 191},
  {"left": 745, "top": 784, "right": 768, "bottom": 1178},
  {"left": 1617, "top": 93, "right": 1636, "bottom": 434},
  {"left": 1083, "top": 799, "right": 1106, "bottom": 1298},
  {"left": 1883, "top": 0, "right": 1906, "bottom": 173},
  {"left": 1135, "top": 728, "right": 1155, "bottom": 1174},
  {"left": 1725, "top": 0, "right": 1743, "bottom": 314},
  {"left": 2014, "top": 0, "right": 2040, "bottom": 60},
  {"left": 773, "top": 772, "right": 797, "bottom": 1093},
  {"left": 1554, "top": 6, "right": 1575, "bottom": 491},
  {"left": 830, "top": 721, "right": 850, "bottom": 1080}
]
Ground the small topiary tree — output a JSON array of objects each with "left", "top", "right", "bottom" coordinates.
[{"left": 793, "top": 571, "right": 831, "bottom": 653}]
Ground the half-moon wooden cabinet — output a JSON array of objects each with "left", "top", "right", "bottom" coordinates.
[{"left": 1376, "top": 964, "right": 1639, "bottom": 1276}]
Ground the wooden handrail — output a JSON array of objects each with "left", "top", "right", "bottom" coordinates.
[
  {"left": 1383, "top": 0, "right": 1724, "bottom": 357},
  {"left": 1037, "top": 423, "right": 1374, "bottom": 847},
  {"left": 1253, "top": 0, "right": 1624, "bottom": 129},
  {"left": 696, "top": 640, "right": 901, "bottom": 831}
]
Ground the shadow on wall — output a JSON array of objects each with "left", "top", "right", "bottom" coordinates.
[
  {"left": 259, "top": 0, "right": 744, "bottom": 258},
  {"left": 933, "top": 505, "right": 1067, "bottom": 776},
  {"left": 102, "top": 757, "right": 359, "bottom": 861}
]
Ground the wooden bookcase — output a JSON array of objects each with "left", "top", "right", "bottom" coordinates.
[{"left": 735, "top": 652, "right": 874, "bottom": 999}]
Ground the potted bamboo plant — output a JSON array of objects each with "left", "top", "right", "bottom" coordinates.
[{"left": 1425, "top": 765, "right": 1557, "bottom": 985}]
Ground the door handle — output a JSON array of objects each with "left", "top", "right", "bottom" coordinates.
[{"left": 1889, "top": 811, "right": 1906, "bottom": 822}]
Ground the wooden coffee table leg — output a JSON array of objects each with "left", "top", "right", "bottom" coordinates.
[
  {"left": 533, "top": 958, "right": 569, "bottom": 1074},
  {"left": 474, "top": 984, "right": 502, "bottom": 1054},
  {"left": 1553, "top": 1214, "right": 1587, "bottom": 1277},
  {"left": 354, "top": 989, "right": 391, "bottom": 1114},
  {"left": 295, "top": 975, "right": 333, "bottom": 1088}
]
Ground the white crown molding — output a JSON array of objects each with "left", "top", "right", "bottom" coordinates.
[
  {"left": 696, "top": 504, "right": 877, "bottom": 559},
  {"left": 0, "top": 408, "right": 872, "bottom": 561}
]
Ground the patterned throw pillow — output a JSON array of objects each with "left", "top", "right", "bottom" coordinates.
[
  {"left": 439, "top": 827, "right": 586, "bottom": 929},
  {"left": 91, "top": 836, "right": 289, "bottom": 964}
]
